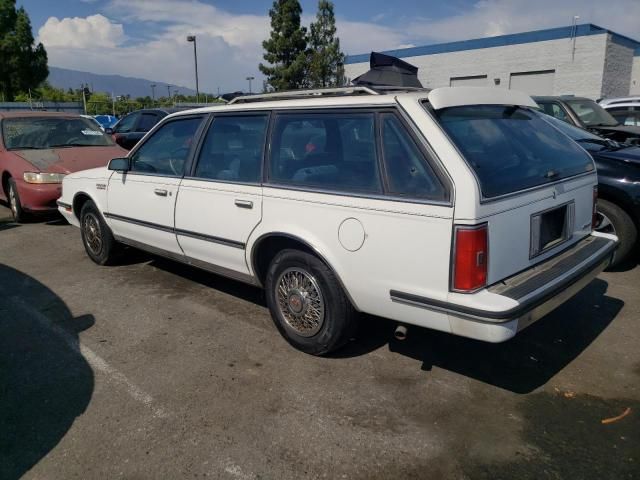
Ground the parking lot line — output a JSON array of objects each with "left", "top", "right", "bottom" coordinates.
[{"left": 9, "top": 296, "right": 169, "bottom": 419}]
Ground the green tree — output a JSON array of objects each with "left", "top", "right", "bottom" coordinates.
[
  {"left": 0, "top": 0, "right": 48, "bottom": 100},
  {"left": 308, "top": 1, "right": 344, "bottom": 88},
  {"left": 259, "top": 0, "right": 308, "bottom": 91}
]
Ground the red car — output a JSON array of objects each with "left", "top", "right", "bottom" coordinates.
[{"left": 0, "top": 112, "right": 127, "bottom": 222}]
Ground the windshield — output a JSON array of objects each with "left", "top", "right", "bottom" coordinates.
[
  {"left": 2, "top": 117, "right": 114, "bottom": 150},
  {"left": 436, "top": 105, "right": 595, "bottom": 198},
  {"left": 565, "top": 99, "right": 619, "bottom": 127}
]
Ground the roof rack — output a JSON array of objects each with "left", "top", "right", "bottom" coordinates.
[{"left": 228, "top": 86, "right": 380, "bottom": 104}]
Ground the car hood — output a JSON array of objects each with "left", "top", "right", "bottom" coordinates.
[
  {"left": 13, "top": 145, "right": 126, "bottom": 174},
  {"left": 589, "top": 125, "right": 640, "bottom": 137},
  {"left": 595, "top": 146, "right": 640, "bottom": 165}
]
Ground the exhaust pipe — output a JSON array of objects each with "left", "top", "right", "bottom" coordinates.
[{"left": 394, "top": 324, "right": 408, "bottom": 341}]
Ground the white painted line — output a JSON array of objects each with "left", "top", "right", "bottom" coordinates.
[{"left": 10, "top": 296, "right": 169, "bottom": 419}]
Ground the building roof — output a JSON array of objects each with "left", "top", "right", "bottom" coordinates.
[{"left": 345, "top": 24, "right": 640, "bottom": 65}]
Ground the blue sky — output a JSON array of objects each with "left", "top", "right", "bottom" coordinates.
[{"left": 18, "top": 0, "right": 640, "bottom": 93}]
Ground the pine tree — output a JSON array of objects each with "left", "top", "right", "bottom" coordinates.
[
  {"left": 259, "top": 0, "right": 308, "bottom": 91},
  {"left": 0, "top": 0, "right": 48, "bottom": 100},
  {"left": 308, "top": 1, "right": 344, "bottom": 88}
]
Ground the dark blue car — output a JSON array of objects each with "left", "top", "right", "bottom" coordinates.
[{"left": 542, "top": 114, "right": 640, "bottom": 266}]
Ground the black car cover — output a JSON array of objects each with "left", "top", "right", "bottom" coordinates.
[{"left": 352, "top": 52, "right": 423, "bottom": 88}]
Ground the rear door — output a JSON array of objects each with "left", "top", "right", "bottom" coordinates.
[
  {"left": 106, "top": 114, "right": 205, "bottom": 254},
  {"left": 174, "top": 113, "right": 269, "bottom": 276},
  {"left": 435, "top": 103, "right": 597, "bottom": 284}
]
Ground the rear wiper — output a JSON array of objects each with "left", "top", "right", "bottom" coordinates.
[{"left": 544, "top": 169, "right": 559, "bottom": 179}]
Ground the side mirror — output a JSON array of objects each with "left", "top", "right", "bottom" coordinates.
[
  {"left": 105, "top": 127, "right": 114, "bottom": 134},
  {"left": 108, "top": 157, "right": 130, "bottom": 171}
]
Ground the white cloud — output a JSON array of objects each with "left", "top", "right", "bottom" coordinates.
[
  {"left": 404, "top": 0, "right": 640, "bottom": 43},
  {"left": 38, "top": 14, "right": 125, "bottom": 48}
]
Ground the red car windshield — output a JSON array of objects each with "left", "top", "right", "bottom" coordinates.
[{"left": 2, "top": 117, "right": 114, "bottom": 150}]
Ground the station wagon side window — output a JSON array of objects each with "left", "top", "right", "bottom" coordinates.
[
  {"left": 380, "top": 114, "right": 447, "bottom": 201},
  {"left": 194, "top": 115, "right": 268, "bottom": 183},
  {"left": 269, "top": 112, "right": 382, "bottom": 194},
  {"left": 129, "top": 116, "right": 203, "bottom": 176}
]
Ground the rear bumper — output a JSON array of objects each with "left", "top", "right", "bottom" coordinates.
[
  {"left": 15, "top": 178, "right": 62, "bottom": 213},
  {"left": 390, "top": 233, "right": 617, "bottom": 342}
]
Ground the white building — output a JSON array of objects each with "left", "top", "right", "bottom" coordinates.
[{"left": 344, "top": 24, "right": 640, "bottom": 99}]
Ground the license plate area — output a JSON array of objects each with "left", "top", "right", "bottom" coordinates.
[{"left": 530, "top": 202, "right": 574, "bottom": 258}]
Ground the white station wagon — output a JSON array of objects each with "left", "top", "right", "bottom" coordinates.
[{"left": 58, "top": 86, "right": 617, "bottom": 355}]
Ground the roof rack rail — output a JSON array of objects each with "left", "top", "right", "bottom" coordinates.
[{"left": 228, "top": 86, "right": 380, "bottom": 104}]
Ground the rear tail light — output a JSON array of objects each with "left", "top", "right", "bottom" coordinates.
[
  {"left": 452, "top": 224, "right": 488, "bottom": 292},
  {"left": 592, "top": 186, "right": 598, "bottom": 230}
]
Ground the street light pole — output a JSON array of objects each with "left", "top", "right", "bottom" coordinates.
[
  {"left": 150, "top": 84, "right": 156, "bottom": 105},
  {"left": 187, "top": 35, "right": 200, "bottom": 103},
  {"left": 246, "top": 76, "right": 255, "bottom": 94}
]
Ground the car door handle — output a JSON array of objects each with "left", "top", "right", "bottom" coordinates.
[
  {"left": 154, "top": 188, "right": 168, "bottom": 197},
  {"left": 234, "top": 199, "right": 253, "bottom": 209}
]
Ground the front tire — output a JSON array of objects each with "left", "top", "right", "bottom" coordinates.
[
  {"left": 265, "top": 249, "right": 357, "bottom": 355},
  {"left": 8, "top": 178, "right": 27, "bottom": 223},
  {"left": 80, "top": 200, "right": 119, "bottom": 265},
  {"left": 596, "top": 199, "right": 637, "bottom": 267}
]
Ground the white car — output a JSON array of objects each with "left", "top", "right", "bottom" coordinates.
[
  {"left": 57, "top": 86, "right": 617, "bottom": 355},
  {"left": 599, "top": 96, "right": 640, "bottom": 127}
]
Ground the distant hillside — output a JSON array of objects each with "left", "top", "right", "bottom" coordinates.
[{"left": 47, "top": 66, "right": 196, "bottom": 98}]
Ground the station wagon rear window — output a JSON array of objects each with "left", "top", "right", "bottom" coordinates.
[{"left": 436, "top": 105, "right": 594, "bottom": 198}]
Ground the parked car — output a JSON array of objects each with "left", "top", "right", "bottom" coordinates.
[
  {"left": 539, "top": 113, "right": 639, "bottom": 266},
  {"left": 0, "top": 112, "right": 127, "bottom": 222},
  {"left": 598, "top": 97, "right": 640, "bottom": 128},
  {"left": 81, "top": 114, "right": 105, "bottom": 131},
  {"left": 94, "top": 114, "right": 118, "bottom": 130},
  {"left": 57, "top": 86, "right": 617, "bottom": 355},
  {"left": 107, "top": 108, "right": 189, "bottom": 150},
  {"left": 534, "top": 95, "right": 640, "bottom": 144}
]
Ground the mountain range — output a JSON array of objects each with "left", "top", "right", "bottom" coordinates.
[{"left": 47, "top": 66, "right": 197, "bottom": 99}]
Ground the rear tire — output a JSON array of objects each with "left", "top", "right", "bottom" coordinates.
[
  {"left": 8, "top": 178, "right": 28, "bottom": 223},
  {"left": 596, "top": 199, "right": 637, "bottom": 267},
  {"left": 80, "top": 200, "right": 119, "bottom": 265},
  {"left": 265, "top": 249, "right": 357, "bottom": 355}
]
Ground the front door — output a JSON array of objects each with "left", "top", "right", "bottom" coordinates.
[
  {"left": 106, "top": 115, "right": 205, "bottom": 255},
  {"left": 175, "top": 113, "right": 269, "bottom": 275}
]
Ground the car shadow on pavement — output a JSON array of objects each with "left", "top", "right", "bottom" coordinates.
[
  {"left": 0, "top": 222, "right": 19, "bottom": 232},
  {"left": 148, "top": 256, "right": 267, "bottom": 308},
  {"left": 0, "top": 264, "right": 95, "bottom": 480},
  {"left": 371, "top": 278, "right": 622, "bottom": 394}
]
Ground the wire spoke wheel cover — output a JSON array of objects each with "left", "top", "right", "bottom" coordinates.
[
  {"left": 83, "top": 213, "right": 103, "bottom": 256},
  {"left": 275, "top": 267, "right": 325, "bottom": 337}
]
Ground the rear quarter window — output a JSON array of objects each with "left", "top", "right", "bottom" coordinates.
[{"left": 436, "top": 105, "right": 594, "bottom": 198}]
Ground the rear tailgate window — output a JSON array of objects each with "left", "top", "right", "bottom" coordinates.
[{"left": 435, "top": 105, "right": 594, "bottom": 198}]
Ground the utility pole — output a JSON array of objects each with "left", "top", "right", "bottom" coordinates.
[
  {"left": 81, "top": 83, "right": 87, "bottom": 114},
  {"left": 246, "top": 76, "right": 255, "bottom": 94},
  {"left": 166, "top": 84, "right": 172, "bottom": 100},
  {"left": 150, "top": 84, "right": 156, "bottom": 105},
  {"left": 187, "top": 35, "right": 200, "bottom": 103}
]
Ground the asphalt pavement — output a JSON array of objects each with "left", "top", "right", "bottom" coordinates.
[{"left": 1, "top": 204, "right": 638, "bottom": 479}]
